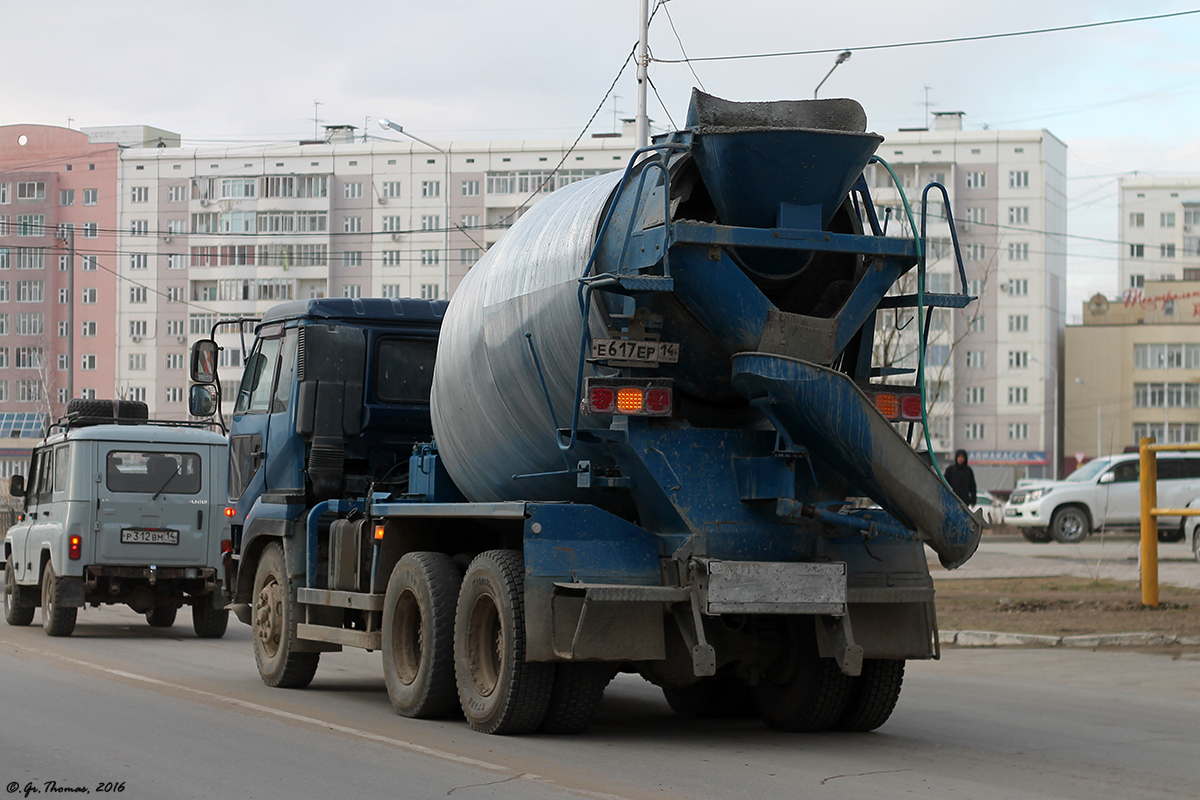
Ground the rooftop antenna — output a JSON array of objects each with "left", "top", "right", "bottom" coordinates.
[
  {"left": 923, "top": 85, "right": 933, "bottom": 128},
  {"left": 612, "top": 94, "right": 622, "bottom": 133},
  {"left": 363, "top": 115, "right": 371, "bottom": 142},
  {"left": 311, "top": 100, "right": 324, "bottom": 140},
  {"left": 67, "top": 117, "right": 74, "bottom": 130}
]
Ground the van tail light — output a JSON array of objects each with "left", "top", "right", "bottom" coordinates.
[
  {"left": 224, "top": 507, "right": 236, "bottom": 518},
  {"left": 584, "top": 378, "right": 673, "bottom": 417},
  {"left": 69, "top": 535, "right": 82, "bottom": 560}
]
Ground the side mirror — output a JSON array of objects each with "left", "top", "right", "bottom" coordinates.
[
  {"left": 1099, "top": 472, "right": 1115, "bottom": 484},
  {"left": 190, "top": 339, "right": 219, "bottom": 384},
  {"left": 189, "top": 384, "right": 217, "bottom": 418},
  {"left": 8, "top": 474, "right": 25, "bottom": 497}
]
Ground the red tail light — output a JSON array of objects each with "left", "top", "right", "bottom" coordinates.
[
  {"left": 224, "top": 507, "right": 236, "bottom": 518},
  {"left": 645, "top": 388, "right": 672, "bottom": 414},
  {"left": 68, "top": 535, "right": 82, "bottom": 560},
  {"left": 220, "top": 539, "right": 233, "bottom": 556},
  {"left": 900, "top": 394, "right": 924, "bottom": 421},
  {"left": 589, "top": 386, "right": 615, "bottom": 414}
]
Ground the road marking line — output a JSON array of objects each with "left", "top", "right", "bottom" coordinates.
[{"left": 5, "top": 640, "right": 638, "bottom": 800}]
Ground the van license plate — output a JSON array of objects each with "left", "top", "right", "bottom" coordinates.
[{"left": 120, "top": 529, "right": 180, "bottom": 545}]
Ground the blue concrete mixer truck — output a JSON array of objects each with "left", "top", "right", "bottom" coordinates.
[{"left": 188, "top": 91, "right": 982, "bottom": 736}]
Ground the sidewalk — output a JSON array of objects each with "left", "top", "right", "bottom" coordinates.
[{"left": 930, "top": 534, "right": 1200, "bottom": 590}]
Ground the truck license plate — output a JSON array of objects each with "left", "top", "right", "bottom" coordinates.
[
  {"left": 120, "top": 528, "right": 180, "bottom": 545},
  {"left": 590, "top": 339, "right": 680, "bottom": 364}
]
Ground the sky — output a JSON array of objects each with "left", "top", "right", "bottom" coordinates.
[{"left": 5, "top": 0, "right": 1200, "bottom": 320}]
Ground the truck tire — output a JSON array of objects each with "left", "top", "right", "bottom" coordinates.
[
  {"left": 835, "top": 659, "right": 905, "bottom": 732},
  {"left": 41, "top": 561, "right": 77, "bottom": 637},
  {"left": 1020, "top": 527, "right": 1053, "bottom": 543},
  {"left": 145, "top": 605, "right": 178, "bottom": 627},
  {"left": 539, "top": 663, "right": 614, "bottom": 734},
  {"left": 252, "top": 542, "right": 319, "bottom": 688},
  {"left": 662, "top": 675, "right": 752, "bottom": 719},
  {"left": 382, "top": 552, "right": 462, "bottom": 718},
  {"left": 192, "top": 598, "right": 229, "bottom": 639},
  {"left": 1049, "top": 506, "right": 1090, "bottom": 544},
  {"left": 453, "top": 550, "right": 553, "bottom": 734},
  {"left": 66, "top": 398, "right": 148, "bottom": 426},
  {"left": 5, "top": 555, "right": 34, "bottom": 626},
  {"left": 751, "top": 620, "right": 851, "bottom": 732},
  {"left": 1158, "top": 525, "right": 1185, "bottom": 544}
]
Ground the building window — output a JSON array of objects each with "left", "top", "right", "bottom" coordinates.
[
  {"left": 1008, "top": 242, "right": 1029, "bottom": 261},
  {"left": 131, "top": 220, "right": 149, "bottom": 236},
  {"left": 460, "top": 248, "right": 481, "bottom": 265},
  {"left": 1161, "top": 243, "right": 1176, "bottom": 259},
  {"left": 165, "top": 353, "right": 185, "bottom": 370},
  {"left": 17, "top": 182, "right": 45, "bottom": 201},
  {"left": 965, "top": 351, "right": 985, "bottom": 369},
  {"left": 964, "top": 207, "right": 985, "bottom": 226},
  {"left": 81, "top": 321, "right": 97, "bottom": 337},
  {"left": 60, "top": 189, "right": 74, "bottom": 206},
  {"left": 165, "top": 387, "right": 185, "bottom": 403},
  {"left": 82, "top": 189, "right": 98, "bottom": 206},
  {"left": 344, "top": 182, "right": 363, "bottom": 199},
  {"left": 1008, "top": 171, "right": 1029, "bottom": 188},
  {"left": 129, "top": 253, "right": 148, "bottom": 270},
  {"left": 461, "top": 180, "right": 479, "bottom": 197},
  {"left": 57, "top": 288, "right": 69, "bottom": 305},
  {"left": 964, "top": 387, "right": 985, "bottom": 404},
  {"left": 382, "top": 251, "right": 402, "bottom": 266},
  {"left": 130, "top": 286, "right": 147, "bottom": 303},
  {"left": 127, "top": 387, "right": 146, "bottom": 403},
  {"left": 0, "top": 183, "right": 8, "bottom": 204},
  {"left": 381, "top": 284, "right": 403, "bottom": 298},
  {"left": 16, "top": 380, "right": 41, "bottom": 402},
  {"left": 166, "top": 219, "right": 187, "bottom": 235},
  {"left": 460, "top": 214, "right": 480, "bottom": 229},
  {"left": 1008, "top": 423, "right": 1029, "bottom": 440},
  {"left": 1008, "top": 350, "right": 1028, "bottom": 369},
  {"left": 1008, "top": 386, "right": 1029, "bottom": 404},
  {"left": 421, "top": 181, "right": 441, "bottom": 198},
  {"left": 1129, "top": 243, "right": 1145, "bottom": 258},
  {"left": 343, "top": 251, "right": 362, "bottom": 267},
  {"left": 344, "top": 216, "right": 362, "bottom": 233},
  {"left": 16, "top": 280, "right": 43, "bottom": 303},
  {"left": 965, "top": 171, "right": 986, "bottom": 189},
  {"left": 128, "top": 353, "right": 146, "bottom": 371},
  {"left": 220, "top": 178, "right": 256, "bottom": 199},
  {"left": 130, "top": 186, "right": 149, "bottom": 203},
  {"left": 1006, "top": 278, "right": 1029, "bottom": 296},
  {"left": 17, "top": 214, "right": 46, "bottom": 237},
  {"left": 964, "top": 243, "right": 986, "bottom": 262},
  {"left": 57, "top": 388, "right": 68, "bottom": 403},
  {"left": 1008, "top": 206, "right": 1029, "bottom": 225},
  {"left": 129, "top": 320, "right": 148, "bottom": 338},
  {"left": 167, "top": 254, "right": 185, "bottom": 270},
  {"left": 165, "top": 287, "right": 183, "bottom": 303},
  {"left": 15, "top": 347, "right": 42, "bottom": 369},
  {"left": 342, "top": 284, "right": 361, "bottom": 299},
  {"left": 81, "top": 355, "right": 96, "bottom": 371},
  {"left": 420, "top": 283, "right": 440, "bottom": 300},
  {"left": 382, "top": 182, "right": 401, "bottom": 198},
  {"left": 167, "top": 185, "right": 186, "bottom": 203},
  {"left": 57, "top": 321, "right": 68, "bottom": 337},
  {"left": 969, "top": 315, "right": 986, "bottom": 333},
  {"left": 420, "top": 249, "right": 439, "bottom": 265},
  {"left": 1130, "top": 274, "right": 1145, "bottom": 289},
  {"left": 1008, "top": 314, "right": 1029, "bottom": 332},
  {"left": 420, "top": 215, "right": 440, "bottom": 232},
  {"left": 382, "top": 216, "right": 403, "bottom": 233},
  {"left": 15, "top": 313, "right": 43, "bottom": 336},
  {"left": 963, "top": 423, "right": 985, "bottom": 440},
  {"left": 166, "top": 320, "right": 185, "bottom": 336},
  {"left": 1161, "top": 212, "right": 1176, "bottom": 228}
]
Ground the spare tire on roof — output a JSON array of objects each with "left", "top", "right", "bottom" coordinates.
[{"left": 66, "top": 399, "right": 149, "bottom": 428}]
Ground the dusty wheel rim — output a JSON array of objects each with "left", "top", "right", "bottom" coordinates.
[
  {"left": 391, "top": 588, "right": 423, "bottom": 686},
  {"left": 4, "top": 566, "right": 15, "bottom": 616},
  {"left": 41, "top": 570, "right": 52, "bottom": 619},
  {"left": 466, "top": 592, "right": 502, "bottom": 698},
  {"left": 255, "top": 575, "right": 283, "bottom": 658},
  {"left": 1059, "top": 512, "right": 1084, "bottom": 539}
]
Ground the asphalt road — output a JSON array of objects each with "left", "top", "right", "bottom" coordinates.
[{"left": 2, "top": 602, "right": 1197, "bottom": 800}]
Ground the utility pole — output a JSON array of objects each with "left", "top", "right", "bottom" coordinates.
[
  {"left": 636, "top": 0, "right": 650, "bottom": 148},
  {"left": 311, "top": 100, "right": 323, "bottom": 140}
]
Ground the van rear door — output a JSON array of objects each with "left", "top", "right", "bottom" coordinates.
[{"left": 95, "top": 446, "right": 210, "bottom": 567}]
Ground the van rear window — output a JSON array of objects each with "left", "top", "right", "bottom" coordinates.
[{"left": 106, "top": 451, "right": 202, "bottom": 495}]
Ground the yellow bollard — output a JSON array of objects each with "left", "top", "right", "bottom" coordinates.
[{"left": 1138, "top": 438, "right": 1159, "bottom": 608}]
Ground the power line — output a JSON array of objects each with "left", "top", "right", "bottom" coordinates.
[{"left": 650, "top": 9, "right": 1200, "bottom": 64}]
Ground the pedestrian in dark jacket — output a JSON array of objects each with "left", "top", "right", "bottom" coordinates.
[{"left": 944, "top": 449, "right": 977, "bottom": 505}]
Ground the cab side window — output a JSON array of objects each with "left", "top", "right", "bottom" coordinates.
[
  {"left": 1109, "top": 461, "right": 1140, "bottom": 483},
  {"left": 234, "top": 336, "right": 283, "bottom": 415}
]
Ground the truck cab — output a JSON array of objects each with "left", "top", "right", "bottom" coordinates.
[{"left": 3, "top": 401, "right": 230, "bottom": 637}]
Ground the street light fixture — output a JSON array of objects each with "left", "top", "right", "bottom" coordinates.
[
  {"left": 813, "top": 51, "right": 852, "bottom": 99},
  {"left": 1074, "top": 377, "right": 1102, "bottom": 459},
  {"left": 377, "top": 118, "right": 450, "bottom": 300}
]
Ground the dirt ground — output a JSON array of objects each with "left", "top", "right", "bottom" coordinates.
[{"left": 934, "top": 576, "right": 1200, "bottom": 638}]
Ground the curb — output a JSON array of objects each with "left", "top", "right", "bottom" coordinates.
[{"left": 943, "top": 630, "right": 1200, "bottom": 648}]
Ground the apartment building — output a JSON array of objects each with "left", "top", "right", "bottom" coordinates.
[
  {"left": 113, "top": 124, "right": 639, "bottom": 415},
  {"left": 1118, "top": 176, "right": 1200, "bottom": 291},
  {"left": 0, "top": 125, "right": 125, "bottom": 481},
  {"left": 868, "top": 111, "right": 1068, "bottom": 486}
]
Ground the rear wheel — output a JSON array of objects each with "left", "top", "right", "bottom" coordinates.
[
  {"left": 453, "top": 550, "right": 553, "bottom": 735},
  {"left": 252, "top": 542, "right": 319, "bottom": 688},
  {"left": 1158, "top": 526, "right": 1185, "bottom": 544},
  {"left": 1020, "top": 527, "right": 1053, "bottom": 543},
  {"left": 1193, "top": 527, "right": 1200, "bottom": 563},
  {"left": 41, "top": 561, "right": 77, "bottom": 637},
  {"left": 751, "top": 619, "right": 852, "bottom": 732},
  {"left": 1049, "top": 506, "right": 1090, "bottom": 544},
  {"left": 382, "top": 552, "right": 462, "bottom": 718},
  {"left": 192, "top": 597, "right": 229, "bottom": 639},
  {"left": 4, "top": 555, "right": 34, "bottom": 626},
  {"left": 540, "top": 663, "right": 613, "bottom": 734},
  {"left": 145, "top": 605, "right": 178, "bottom": 628},
  {"left": 835, "top": 659, "right": 905, "bottom": 732}
]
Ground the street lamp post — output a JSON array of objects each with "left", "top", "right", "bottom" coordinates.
[
  {"left": 1074, "top": 377, "right": 1102, "bottom": 458},
  {"left": 377, "top": 118, "right": 450, "bottom": 300},
  {"left": 813, "top": 51, "right": 852, "bottom": 98}
]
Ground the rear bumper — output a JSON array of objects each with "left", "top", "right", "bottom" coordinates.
[{"left": 84, "top": 565, "right": 218, "bottom": 584}]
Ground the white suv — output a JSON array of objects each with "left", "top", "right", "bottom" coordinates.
[{"left": 1003, "top": 453, "right": 1200, "bottom": 544}]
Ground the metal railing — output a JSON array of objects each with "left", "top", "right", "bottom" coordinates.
[{"left": 1138, "top": 438, "right": 1200, "bottom": 607}]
